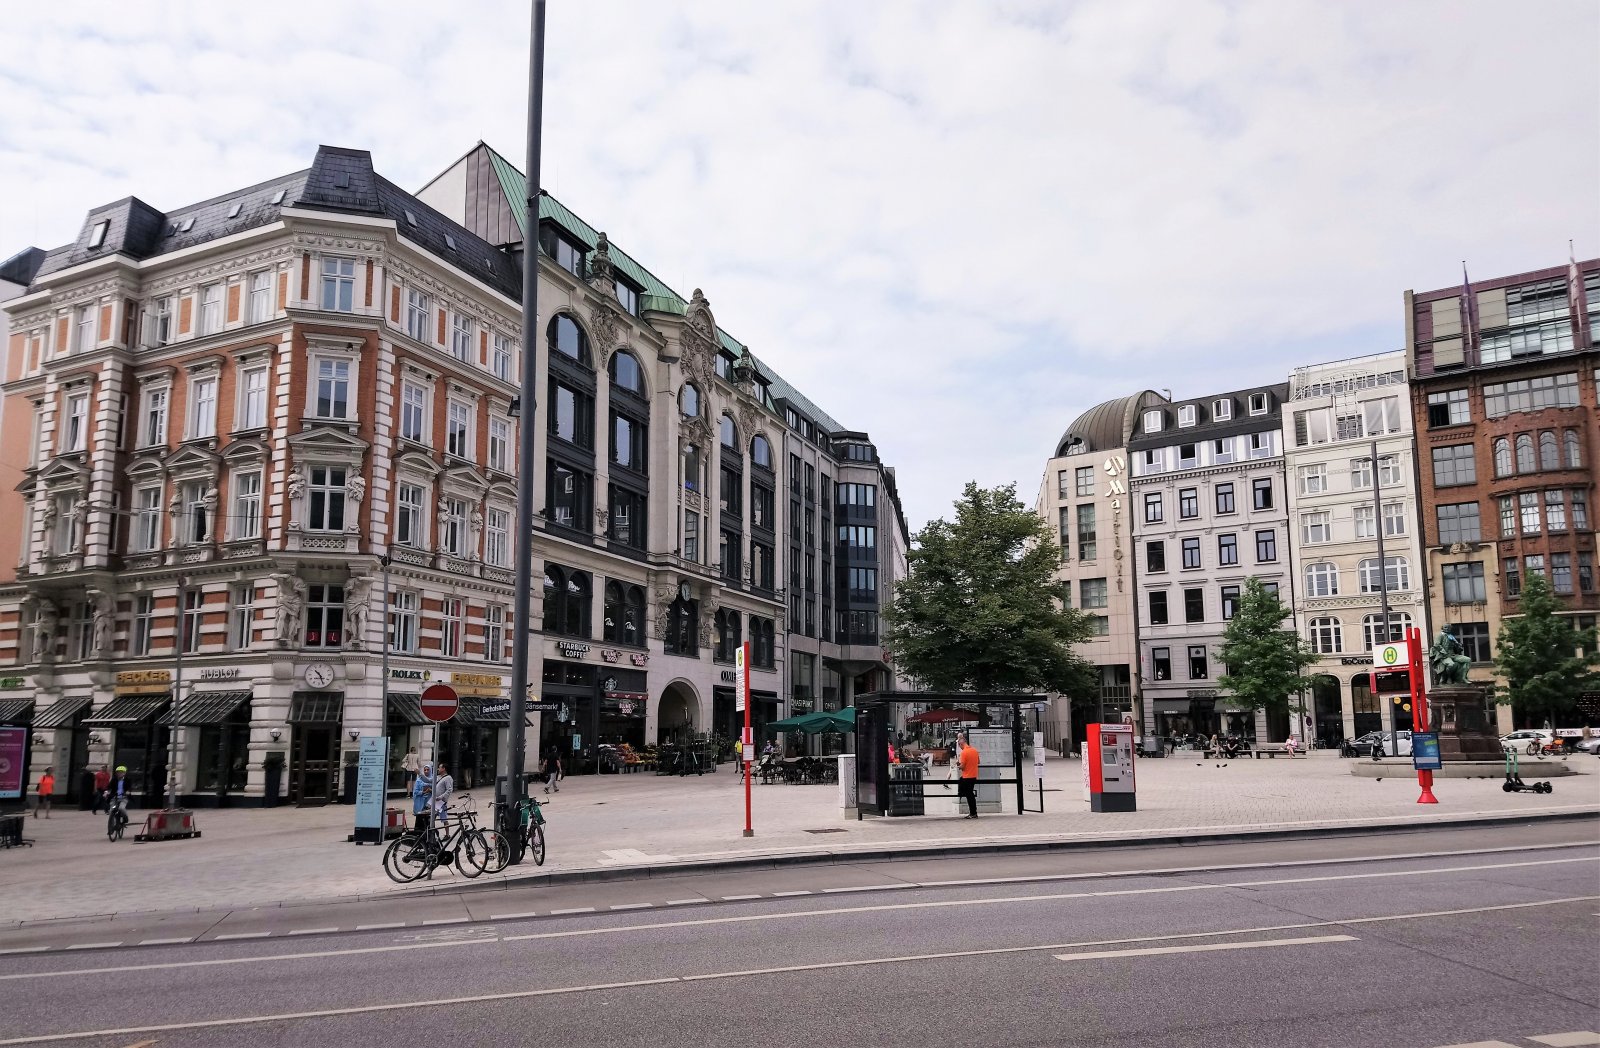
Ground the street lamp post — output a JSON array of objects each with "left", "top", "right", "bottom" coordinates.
[
  {"left": 165, "top": 574, "right": 190, "bottom": 809},
  {"left": 1370, "top": 436, "right": 1398, "bottom": 756},
  {"left": 505, "top": 0, "right": 547, "bottom": 862}
]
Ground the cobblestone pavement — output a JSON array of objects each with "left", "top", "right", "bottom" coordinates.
[{"left": 3, "top": 751, "right": 1594, "bottom": 923}]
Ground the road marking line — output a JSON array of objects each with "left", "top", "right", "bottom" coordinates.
[
  {"left": 421, "top": 918, "right": 468, "bottom": 926},
  {"left": 488, "top": 912, "right": 540, "bottom": 921},
  {"left": 1432, "top": 1041, "right": 1518, "bottom": 1047},
  {"left": 609, "top": 903, "right": 653, "bottom": 910},
  {"left": 664, "top": 899, "right": 704, "bottom": 906},
  {"left": 212, "top": 932, "right": 270, "bottom": 941},
  {"left": 0, "top": 938, "right": 498, "bottom": 982},
  {"left": 1530, "top": 1034, "right": 1600, "bottom": 1047},
  {"left": 286, "top": 928, "right": 339, "bottom": 936},
  {"left": 1052, "top": 934, "right": 1356, "bottom": 962},
  {"left": 64, "top": 943, "right": 120, "bottom": 950},
  {"left": 0, "top": 947, "right": 49, "bottom": 956},
  {"left": 1220, "top": 857, "right": 1589, "bottom": 888},
  {"left": 136, "top": 938, "right": 192, "bottom": 946},
  {"left": 721, "top": 894, "right": 761, "bottom": 901},
  {"left": 821, "top": 884, "right": 901, "bottom": 893},
  {"left": 549, "top": 907, "right": 595, "bottom": 915},
  {"left": 771, "top": 890, "right": 812, "bottom": 897},
  {"left": 354, "top": 923, "right": 404, "bottom": 930},
  {"left": 0, "top": 904, "right": 1590, "bottom": 1045}
]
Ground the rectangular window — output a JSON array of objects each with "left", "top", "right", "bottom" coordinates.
[
  {"left": 683, "top": 510, "right": 699, "bottom": 560},
  {"left": 1178, "top": 405, "right": 1197, "bottom": 428},
  {"left": 1427, "top": 389, "right": 1469, "bottom": 427},
  {"left": 150, "top": 297, "right": 173, "bottom": 347},
  {"left": 1579, "top": 552, "right": 1594, "bottom": 592},
  {"left": 304, "top": 584, "right": 344, "bottom": 648},
  {"left": 179, "top": 481, "right": 210, "bottom": 544},
  {"left": 1181, "top": 537, "right": 1201, "bottom": 570},
  {"left": 320, "top": 258, "right": 355, "bottom": 312},
  {"left": 485, "top": 507, "right": 511, "bottom": 566},
  {"left": 1075, "top": 466, "right": 1095, "bottom": 497},
  {"left": 74, "top": 305, "right": 97, "bottom": 352},
  {"left": 132, "top": 593, "right": 155, "bottom": 656},
  {"left": 1152, "top": 646, "right": 1171, "bottom": 681},
  {"left": 1213, "top": 398, "right": 1233, "bottom": 421},
  {"left": 390, "top": 591, "right": 419, "bottom": 654},
  {"left": 1505, "top": 557, "right": 1521, "bottom": 598},
  {"left": 1520, "top": 492, "right": 1541, "bottom": 535},
  {"left": 188, "top": 375, "right": 217, "bottom": 438},
  {"left": 238, "top": 365, "right": 268, "bottom": 430},
  {"left": 1526, "top": 554, "right": 1546, "bottom": 579},
  {"left": 1442, "top": 562, "right": 1486, "bottom": 604},
  {"left": 1545, "top": 490, "right": 1566, "bottom": 532},
  {"left": 446, "top": 401, "right": 472, "bottom": 459},
  {"left": 1178, "top": 443, "right": 1197, "bottom": 468},
  {"left": 1455, "top": 622, "right": 1492, "bottom": 662},
  {"left": 405, "top": 289, "right": 431, "bottom": 342},
  {"left": 1252, "top": 478, "right": 1273, "bottom": 510},
  {"left": 492, "top": 334, "right": 513, "bottom": 381},
  {"left": 488, "top": 416, "right": 512, "bottom": 473},
  {"left": 610, "top": 486, "right": 644, "bottom": 550},
  {"left": 1248, "top": 392, "right": 1268, "bottom": 415},
  {"left": 231, "top": 471, "right": 262, "bottom": 541},
  {"left": 307, "top": 466, "right": 346, "bottom": 532},
  {"left": 484, "top": 604, "right": 506, "bottom": 662},
  {"left": 1379, "top": 456, "right": 1404, "bottom": 487},
  {"left": 199, "top": 284, "right": 223, "bottom": 334},
  {"left": 1212, "top": 437, "right": 1234, "bottom": 464},
  {"left": 839, "top": 525, "right": 877, "bottom": 551},
  {"left": 1056, "top": 470, "right": 1070, "bottom": 499},
  {"left": 1217, "top": 533, "right": 1238, "bottom": 566},
  {"left": 550, "top": 382, "right": 594, "bottom": 447},
  {"left": 451, "top": 314, "right": 474, "bottom": 362},
  {"left": 1149, "top": 590, "right": 1168, "bottom": 625},
  {"left": 1184, "top": 588, "right": 1204, "bottom": 623},
  {"left": 1255, "top": 529, "right": 1277, "bottom": 562},
  {"left": 443, "top": 497, "right": 469, "bottom": 556},
  {"left": 1215, "top": 483, "right": 1235, "bottom": 514},
  {"left": 396, "top": 482, "right": 424, "bottom": 547},
  {"left": 1437, "top": 502, "right": 1482, "bottom": 544},
  {"left": 1143, "top": 492, "right": 1163, "bottom": 524},
  {"left": 441, "top": 598, "right": 464, "bottom": 657},
  {"left": 1299, "top": 464, "right": 1327, "bottom": 495},
  {"left": 1482, "top": 373, "right": 1579, "bottom": 418},
  {"left": 133, "top": 486, "right": 162, "bottom": 551},
  {"left": 1057, "top": 507, "right": 1071, "bottom": 561},
  {"left": 247, "top": 270, "right": 273, "bottom": 324},
  {"left": 1354, "top": 504, "right": 1376, "bottom": 540},
  {"left": 63, "top": 391, "right": 89, "bottom": 452},
  {"left": 1178, "top": 488, "right": 1198, "bottom": 519},
  {"left": 178, "top": 589, "right": 204, "bottom": 654},
  {"left": 139, "top": 386, "right": 169, "bottom": 448},
  {"left": 1146, "top": 540, "right": 1165, "bottom": 573},
  {"left": 400, "top": 383, "right": 427, "bottom": 443},
  {"left": 1080, "top": 578, "right": 1108, "bottom": 609},
  {"left": 1349, "top": 457, "right": 1374, "bottom": 490},
  {"left": 315, "top": 359, "right": 351, "bottom": 419},
  {"left": 1248, "top": 432, "right": 1271, "bottom": 458},
  {"left": 1076, "top": 505, "right": 1097, "bottom": 561},
  {"left": 230, "top": 584, "right": 255, "bottom": 649},
  {"left": 1220, "top": 584, "right": 1241, "bottom": 621},
  {"left": 1363, "top": 397, "right": 1402, "bottom": 436},
  {"left": 614, "top": 281, "right": 639, "bottom": 316},
  {"left": 1301, "top": 511, "right": 1332, "bottom": 544},
  {"left": 1188, "top": 644, "right": 1209, "bottom": 678},
  {"left": 1551, "top": 552, "right": 1573, "bottom": 594},
  {"left": 1573, "top": 490, "right": 1588, "bottom": 531}
]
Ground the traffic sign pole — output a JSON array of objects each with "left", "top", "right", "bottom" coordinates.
[
  {"left": 739, "top": 641, "right": 753, "bottom": 838},
  {"left": 1409, "top": 625, "right": 1438, "bottom": 804}
]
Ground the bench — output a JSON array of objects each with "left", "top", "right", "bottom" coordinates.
[{"left": 1250, "top": 748, "right": 1307, "bottom": 759}]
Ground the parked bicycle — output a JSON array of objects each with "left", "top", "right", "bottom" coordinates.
[{"left": 382, "top": 796, "right": 497, "bottom": 883}]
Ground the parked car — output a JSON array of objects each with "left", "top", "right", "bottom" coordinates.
[
  {"left": 1577, "top": 735, "right": 1600, "bottom": 756},
  {"left": 1500, "top": 729, "right": 1554, "bottom": 755},
  {"left": 1350, "top": 730, "right": 1412, "bottom": 756}
]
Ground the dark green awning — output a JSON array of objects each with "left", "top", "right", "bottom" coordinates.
[
  {"left": 386, "top": 694, "right": 426, "bottom": 726},
  {"left": 288, "top": 692, "right": 344, "bottom": 724},
  {"left": 84, "top": 694, "right": 171, "bottom": 726},
  {"left": 0, "top": 698, "right": 34, "bottom": 724},
  {"left": 159, "top": 691, "right": 251, "bottom": 726},
  {"left": 32, "top": 695, "right": 92, "bottom": 729}
]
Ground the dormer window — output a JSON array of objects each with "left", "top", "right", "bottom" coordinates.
[
  {"left": 538, "top": 224, "right": 585, "bottom": 277},
  {"left": 227, "top": 203, "right": 243, "bottom": 219},
  {"left": 1213, "top": 398, "right": 1232, "bottom": 421},
  {"left": 270, "top": 190, "right": 286, "bottom": 205},
  {"left": 404, "top": 210, "right": 417, "bottom": 226},
  {"left": 615, "top": 279, "right": 639, "bottom": 316},
  {"left": 1178, "top": 405, "right": 1197, "bottom": 428},
  {"left": 1249, "top": 392, "right": 1269, "bottom": 415},
  {"left": 443, "top": 234, "right": 457, "bottom": 252},
  {"left": 87, "top": 220, "right": 109, "bottom": 250},
  {"left": 1143, "top": 409, "right": 1164, "bottom": 433},
  {"left": 179, "top": 217, "right": 195, "bottom": 233}
]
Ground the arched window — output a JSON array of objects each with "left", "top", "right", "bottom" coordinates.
[
  {"left": 1308, "top": 617, "right": 1342, "bottom": 655},
  {"left": 543, "top": 565, "right": 591, "bottom": 638},
  {"left": 625, "top": 586, "right": 645, "bottom": 646},
  {"left": 1515, "top": 433, "right": 1535, "bottom": 473},
  {"left": 1539, "top": 430, "right": 1560, "bottom": 471},
  {"left": 714, "top": 607, "right": 742, "bottom": 662},
  {"left": 1304, "top": 562, "right": 1340, "bottom": 597},
  {"left": 603, "top": 582, "right": 646, "bottom": 645},
  {"left": 1362, "top": 612, "right": 1413, "bottom": 651},
  {"left": 548, "top": 314, "right": 590, "bottom": 366},
  {"left": 664, "top": 596, "right": 698, "bottom": 655},
  {"left": 609, "top": 350, "right": 643, "bottom": 395},
  {"left": 719, "top": 414, "right": 737, "bottom": 449},
  {"left": 1494, "top": 438, "right": 1512, "bottom": 477},
  {"left": 750, "top": 435, "right": 772, "bottom": 469},
  {"left": 1358, "top": 556, "right": 1409, "bottom": 594},
  {"left": 1564, "top": 428, "right": 1582, "bottom": 469},
  {"left": 680, "top": 383, "right": 700, "bottom": 418}
]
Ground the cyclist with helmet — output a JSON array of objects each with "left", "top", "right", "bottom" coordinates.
[{"left": 103, "top": 766, "right": 133, "bottom": 840}]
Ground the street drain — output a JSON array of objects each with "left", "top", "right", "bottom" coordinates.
[{"left": 804, "top": 828, "right": 847, "bottom": 834}]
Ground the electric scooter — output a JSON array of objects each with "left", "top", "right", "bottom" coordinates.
[{"left": 1502, "top": 747, "right": 1553, "bottom": 794}]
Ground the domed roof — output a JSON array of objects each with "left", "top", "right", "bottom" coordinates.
[{"left": 1053, "top": 390, "right": 1165, "bottom": 457}]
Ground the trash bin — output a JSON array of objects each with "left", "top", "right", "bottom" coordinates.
[{"left": 888, "top": 762, "right": 924, "bottom": 816}]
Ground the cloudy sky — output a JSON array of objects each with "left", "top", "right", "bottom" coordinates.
[{"left": 2, "top": 1, "right": 1595, "bottom": 529}]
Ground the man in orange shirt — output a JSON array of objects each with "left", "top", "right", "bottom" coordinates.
[{"left": 956, "top": 734, "right": 980, "bottom": 819}]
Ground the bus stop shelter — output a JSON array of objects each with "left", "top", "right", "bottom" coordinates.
[{"left": 854, "top": 692, "right": 1043, "bottom": 818}]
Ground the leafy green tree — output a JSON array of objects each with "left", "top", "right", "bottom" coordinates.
[
  {"left": 1216, "top": 578, "right": 1319, "bottom": 713},
  {"left": 1493, "top": 571, "right": 1600, "bottom": 726},
  {"left": 883, "top": 482, "right": 1096, "bottom": 696}
]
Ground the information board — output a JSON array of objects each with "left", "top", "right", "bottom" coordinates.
[
  {"left": 354, "top": 736, "right": 389, "bottom": 831},
  {"left": 1031, "top": 731, "right": 1046, "bottom": 780},
  {"left": 1411, "top": 732, "right": 1441, "bottom": 771},
  {"left": 0, "top": 726, "right": 24, "bottom": 800}
]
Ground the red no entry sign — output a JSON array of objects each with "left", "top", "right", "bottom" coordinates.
[{"left": 420, "top": 683, "right": 459, "bottom": 723}]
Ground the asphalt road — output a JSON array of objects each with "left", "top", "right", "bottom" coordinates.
[{"left": 2, "top": 824, "right": 1596, "bottom": 1048}]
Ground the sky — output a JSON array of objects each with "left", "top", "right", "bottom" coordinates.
[{"left": 2, "top": 1, "right": 1596, "bottom": 531}]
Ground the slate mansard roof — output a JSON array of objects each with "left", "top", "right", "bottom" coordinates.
[
  {"left": 1053, "top": 390, "right": 1166, "bottom": 458},
  {"left": 1125, "top": 381, "right": 1291, "bottom": 451}
]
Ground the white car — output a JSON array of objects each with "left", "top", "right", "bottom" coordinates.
[
  {"left": 1351, "top": 730, "right": 1412, "bottom": 756},
  {"left": 1500, "top": 729, "right": 1554, "bottom": 755}
]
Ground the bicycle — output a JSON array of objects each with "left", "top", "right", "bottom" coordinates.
[
  {"left": 105, "top": 795, "right": 129, "bottom": 842},
  {"left": 382, "top": 797, "right": 496, "bottom": 883},
  {"left": 498, "top": 794, "right": 547, "bottom": 867}
]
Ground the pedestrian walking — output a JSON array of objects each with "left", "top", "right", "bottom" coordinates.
[
  {"left": 32, "top": 767, "right": 54, "bottom": 818},
  {"left": 956, "top": 733, "right": 980, "bottom": 819},
  {"left": 91, "top": 764, "right": 111, "bottom": 814},
  {"left": 401, "top": 747, "right": 421, "bottom": 789},
  {"left": 412, "top": 761, "right": 434, "bottom": 835},
  {"left": 540, "top": 746, "right": 562, "bottom": 795}
]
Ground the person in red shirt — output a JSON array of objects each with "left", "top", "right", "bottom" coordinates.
[
  {"left": 91, "top": 765, "right": 111, "bottom": 814},
  {"left": 956, "top": 734, "right": 980, "bottom": 819},
  {"left": 33, "top": 767, "right": 55, "bottom": 819}
]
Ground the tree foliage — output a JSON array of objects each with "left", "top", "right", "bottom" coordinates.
[
  {"left": 1493, "top": 571, "right": 1600, "bottom": 725},
  {"left": 1216, "top": 578, "right": 1319, "bottom": 712},
  {"left": 882, "top": 482, "right": 1096, "bottom": 696}
]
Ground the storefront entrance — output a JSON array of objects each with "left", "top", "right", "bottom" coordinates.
[
  {"left": 1311, "top": 676, "right": 1343, "bottom": 747},
  {"left": 657, "top": 684, "right": 697, "bottom": 746},
  {"left": 288, "top": 692, "right": 343, "bottom": 806},
  {"left": 30, "top": 696, "right": 92, "bottom": 801},
  {"left": 86, "top": 693, "right": 173, "bottom": 806},
  {"left": 438, "top": 715, "right": 499, "bottom": 792}
]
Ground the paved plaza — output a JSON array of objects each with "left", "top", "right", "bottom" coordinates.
[{"left": 3, "top": 751, "right": 1595, "bottom": 924}]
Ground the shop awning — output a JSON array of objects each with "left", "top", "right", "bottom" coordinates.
[
  {"left": 31, "top": 695, "right": 92, "bottom": 729},
  {"left": 159, "top": 691, "right": 251, "bottom": 726},
  {"left": 84, "top": 694, "right": 171, "bottom": 726},
  {"left": 387, "top": 693, "right": 426, "bottom": 726},
  {"left": 288, "top": 692, "right": 344, "bottom": 724},
  {"left": 0, "top": 698, "right": 34, "bottom": 724}
]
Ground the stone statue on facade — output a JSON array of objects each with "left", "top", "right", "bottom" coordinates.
[
  {"left": 271, "top": 573, "right": 307, "bottom": 648},
  {"left": 90, "top": 591, "right": 114, "bottom": 657},
  {"left": 345, "top": 575, "right": 372, "bottom": 651},
  {"left": 468, "top": 508, "right": 484, "bottom": 558},
  {"left": 345, "top": 474, "right": 366, "bottom": 505},
  {"left": 38, "top": 500, "right": 57, "bottom": 558},
  {"left": 287, "top": 463, "right": 307, "bottom": 500},
  {"left": 436, "top": 499, "right": 451, "bottom": 553},
  {"left": 588, "top": 231, "right": 616, "bottom": 288},
  {"left": 31, "top": 600, "right": 59, "bottom": 663},
  {"left": 201, "top": 486, "right": 220, "bottom": 539},
  {"left": 1428, "top": 626, "right": 1473, "bottom": 686}
]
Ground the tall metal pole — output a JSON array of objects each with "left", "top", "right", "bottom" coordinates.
[
  {"left": 165, "top": 575, "right": 189, "bottom": 809},
  {"left": 1371, "top": 436, "right": 1397, "bottom": 756},
  {"left": 379, "top": 555, "right": 391, "bottom": 761},
  {"left": 505, "top": 0, "right": 547, "bottom": 862}
]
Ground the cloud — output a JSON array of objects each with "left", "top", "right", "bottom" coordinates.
[{"left": 2, "top": 0, "right": 1595, "bottom": 529}]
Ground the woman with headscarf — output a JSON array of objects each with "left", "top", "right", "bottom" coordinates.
[{"left": 412, "top": 761, "right": 434, "bottom": 835}]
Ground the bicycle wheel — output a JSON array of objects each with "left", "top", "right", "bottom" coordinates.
[
  {"left": 384, "top": 833, "right": 431, "bottom": 883},
  {"left": 477, "top": 828, "right": 511, "bottom": 874},
  {"left": 455, "top": 830, "right": 493, "bottom": 878},
  {"left": 528, "top": 823, "right": 546, "bottom": 866}
]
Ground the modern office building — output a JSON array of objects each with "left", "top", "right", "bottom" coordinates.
[
  {"left": 0, "top": 142, "right": 906, "bottom": 807},
  {"left": 1282, "top": 351, "right": 1426, "bottom": 745},
  {"left": 1128, "top": 383, "right": 1293, "bottom": 742},
  {"left": 1405, "top": 257, "right": 1599, "bottom": 730},
  {"left": 1034, "top": 391, "right": 1166, "bottom": 750}
]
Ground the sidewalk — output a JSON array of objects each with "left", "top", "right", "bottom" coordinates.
[{"left": 2, "top": 752, "right": 1595, "bottom": 925}]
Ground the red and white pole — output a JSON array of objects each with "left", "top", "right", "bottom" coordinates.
[
  {"left": 739, "top": 640, "right": 753, "bottom": 837},
  {"left": 1410, "top": 625, "right": 1438, "bottom": 804}
]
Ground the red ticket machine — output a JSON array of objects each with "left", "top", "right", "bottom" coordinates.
[{"left": 1087, "top": 723, "right": 1137, "bottom": 813}]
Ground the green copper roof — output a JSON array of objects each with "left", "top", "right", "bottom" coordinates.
[{"left": 485, "top": 144, "right": 844, "bottom": 431}]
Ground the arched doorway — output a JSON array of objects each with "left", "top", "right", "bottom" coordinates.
[
  {"left": 657, "top": 683, "right": 698, "bottom": 746},
  {"left": 1311, "top": 675, "right": 1342, "bottom": 748}
]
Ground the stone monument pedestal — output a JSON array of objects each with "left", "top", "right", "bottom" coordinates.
[{"left": 1427, "top": 684, "right": 1504, "bottom": 761}]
